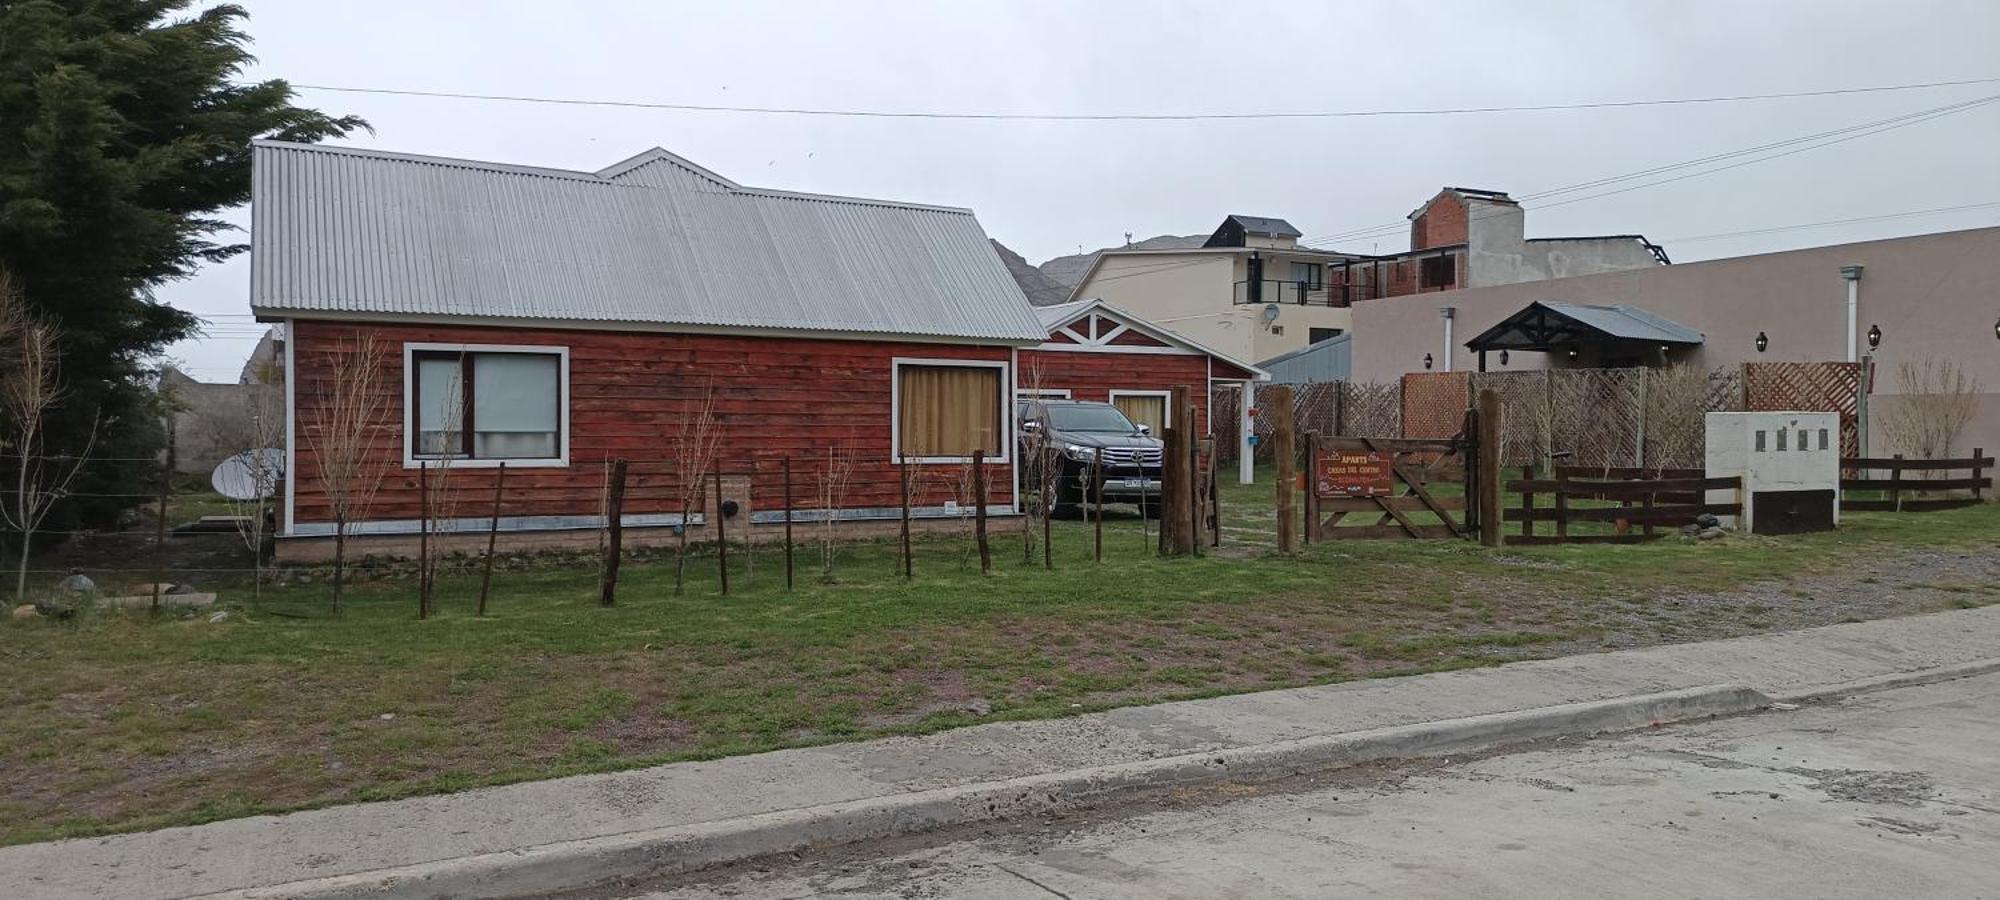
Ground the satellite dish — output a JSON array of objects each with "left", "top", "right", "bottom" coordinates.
[
  {"left": 1261, "top": 303, "right": 1282, "bottom": 324},
  {"left": 212, "top": 448, "right": 284, "bottom": 501}
]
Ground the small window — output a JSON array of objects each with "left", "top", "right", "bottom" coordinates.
[
  {"left": 1109, "top": 391, "right": 1171, "bottom": 434},
  {"left": 1288, "top": 261, "right": 1322, "bottom": 289},
  {"left": 410, "top": 347, "right": 565, "bottom": 463},
  {"left": 1755, "top": 430, "right": 1767, "bottom": 452},
  {"left": 896, "top": 362, "right": 1004, "bottom": 460},
  {"left": 1819, "top": 428, "right": 1830, "bottom": 450},
  {"left": 1776, "top": 428, "right": 1788, "bottom": 452},
  {"left": 1308, "top": 327, "right": 1345, "bottom": 345},
  {"left": 1420, "top": 254, "right": 1456, "bottom": 289}
]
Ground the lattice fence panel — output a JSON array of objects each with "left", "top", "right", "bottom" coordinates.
[
  {"left": 1211, "top": 382, "right": 1345, "bottom": 463},
  {"left": 1400, "top": 372, "right": 1469, "bottom": 439},
  {"left": 1339, "top": 380, "right": 1401, "bottom": 438},
  {"left": 1548, "top": 368, "right": 1647, "bottom": 468},
  {"left": 1743, "top": 361, "right": 1863, "bottom": 456},
  {"left": 1470, "top": 371, "right": 1552, "bottom": 467}
]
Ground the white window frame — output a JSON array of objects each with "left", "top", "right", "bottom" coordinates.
[
  {"left": 1108, "top": 389, "right": 1174, "bottom": 430},
  {"left": 891, "top": 357, "right": 1012, "bottom": 464},
  {"left": 1016, "top": 388, "right": 1072, "bottom": 400},
  {"left": 402, "top": 342, "right": 571, "bottom": 469}
]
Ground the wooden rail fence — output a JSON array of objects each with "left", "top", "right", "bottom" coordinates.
[
  {"left": 1505, "top": 467, "right": 1743, "bottom": 545},
  {"left": 1841, "top": 450, "right": 1990, "bottom": 512}
]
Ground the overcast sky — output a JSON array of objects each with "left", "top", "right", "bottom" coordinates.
[{"left": 162, "top": 0, "right": 2000, "bottom": 381}]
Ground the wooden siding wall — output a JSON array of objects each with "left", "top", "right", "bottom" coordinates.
[
  {"left": 288, "top": 321, "right": 1017, "bottom": 528},
  {"left": 1018, "top": 349, "right": 1216, "bottom": 433}
]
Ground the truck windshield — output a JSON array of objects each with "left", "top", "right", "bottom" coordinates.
[{"left": 1046, "top": 404, "right": 1137, "bottom": 434}]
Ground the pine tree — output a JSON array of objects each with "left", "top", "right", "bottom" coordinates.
[{"left": 0, "top": 1, "right": 363, "bottom": 529}]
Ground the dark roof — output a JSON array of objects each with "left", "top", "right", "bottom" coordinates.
[
  {"left": 1222, "top": 214, "right": 1302, "bottom": 238},
  {"left": 1464, "top": 301, "right": 1704, "bottom": 352}
]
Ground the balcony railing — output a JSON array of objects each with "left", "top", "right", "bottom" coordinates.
[{"left": 1232, "top": 279, "right": 1375, "bottom": 308}]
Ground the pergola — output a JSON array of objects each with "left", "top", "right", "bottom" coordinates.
[{"left": 1462, "top": 300, "right": 1704, "bottom": 371}]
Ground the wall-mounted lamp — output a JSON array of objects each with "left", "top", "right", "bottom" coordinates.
[
  {"left": 1866, "top": 324, "right": 1882, "bottom": 350},
  {"left": 1566, "top": 347, "right": 1578, "bottom": 359},
  {"left": 1659, "top": 344, "right": 1670, "bottom": 353},
  {"left": 1498, "top": 349, "right": 1510, "bottom": 366},
  {"left": 1994, "top": 317, "right": 1999, "bottom": 340},
  {"left": 1422, "top": 353, "right": 1434, "bottom": 370},
  {"left": 1755, "top": 331, "right": 1769, "bottom": 353}
]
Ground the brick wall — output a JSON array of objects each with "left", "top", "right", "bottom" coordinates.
[{"left": 1411, "top": 192, "right": 1468, "bottom": 251}]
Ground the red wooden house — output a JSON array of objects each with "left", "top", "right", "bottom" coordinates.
[
  {"left": 253, "top": 141, "right": 1259, "bottom": 558},
  {"left": 1019, "top": 298, "right": 1264, "bottom": 440}
]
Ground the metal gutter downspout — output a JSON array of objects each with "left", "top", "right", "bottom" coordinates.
[
  {"left": 1841, "top": 265, "right": 1864, "bottom": 363},
  {"left": 1439, "top": 306, "right": 1456, "bottom": 373}
]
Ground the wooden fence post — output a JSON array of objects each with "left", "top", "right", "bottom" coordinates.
[
  {"left": 1208, "top": 447, "right": 1222, "bottom": 548},
  {"left": 599, "top": 458, "right": 628, "bottom": 606},
  {"left": 1972, "top": 448, "right": 1985, "bottom": 504},
  {"left": 153, "top": 440, "right": 172, "bottom": 613},
  {"left": 1519, "top": 464, "right": 1536, "bottom": 540},
  {"left": 1476, "top": 389, "right": 1503, "bottom": 548},
  {"left": 1553, "top": 467, "right": 1570, "bottom": 542},
  {"left": 1272, "top": 385, "right": 1297, "bottom": 553},
  {"left": 782, "top": 456, "right": 795, "bottom": 591},
  {"left": 898, "top": 454, "right": 913, "bottom": 579},
  {"left": 1303, "top": 432, "right": 1318, "bottom": 545},
  {"left": 1091, "top": 452, "right": 1103, "bottom": 563},
  {"left": 1181, "top": 388, "right": 1199, "bottom": 557},
  {"left": 478, "top": 462, "right": 505, "bottom": 616},
  {"left": 973, "top": 449, "right": 991, "bottom": 574},
  {"left": 1890, "top": 453, "right": 1904, "bottom": 513},
  {"left": 714, "top": 473, "right": 729, "bottom": 595},
  {"left": 417, "top": 460, "right": 430, "bottom": 619}
]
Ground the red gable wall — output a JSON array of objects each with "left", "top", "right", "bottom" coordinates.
[
  {"left": 287, "top": 320, "right": 1016, "bottom": 529},
  {"left": 1018, "top": 348, "right": 1217, "bottom": 433}
]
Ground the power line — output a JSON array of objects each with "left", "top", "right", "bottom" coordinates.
[
  {"left": 1659, "top": 201, "right": 2000, "bottom": 245},
  {"left": 284, "top": 75, "right": 2000, "bottom": 122},
  {"left": 1296, "top": 93, "right": 2000, "bottom": 248}
]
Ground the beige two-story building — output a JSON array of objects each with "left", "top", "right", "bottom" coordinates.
[{"left": 1065, "top": 215, "right": 1365, "bottom": 365}]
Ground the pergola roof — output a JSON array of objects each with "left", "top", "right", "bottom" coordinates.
[{"left": 1464, "top": 301, "right": 1704, "bottom": 352}]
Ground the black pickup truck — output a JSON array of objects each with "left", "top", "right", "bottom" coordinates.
[{"left": 1016, "top": 399, "right": 1166, "bottom": 517}]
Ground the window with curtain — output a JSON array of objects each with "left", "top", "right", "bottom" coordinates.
[
  {"left": 897, "top": 363, "right": 1002, "bottom": 459},
  {"left": 1111, "top": 393, "right": 1168, "bottom": 434},
  {"left": 411, "top": 349, "right": 564, "bottom": 461}
]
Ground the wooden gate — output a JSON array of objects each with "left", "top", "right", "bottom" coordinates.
[{"left": 1304, "top": 435, "right": 1472, "bottom": 540}]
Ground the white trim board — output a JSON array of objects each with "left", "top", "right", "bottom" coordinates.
[
  {"left": 890, "top": 356, "right": 1013, "bottom": 464},
  {"left": 401, "top": 341, "right": 572, "bottom": 469}
]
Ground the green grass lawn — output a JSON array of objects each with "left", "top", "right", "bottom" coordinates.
[{"left": 2, "top": 475, "right": 1996, "bottom": 846}]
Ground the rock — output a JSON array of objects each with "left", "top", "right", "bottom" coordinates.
[
  {"left": 12, "top": 604, "right": 37, "bottom": 620},
  {"left": 1679, "top": 523, "right": 1702, "bottom": 537},
  {"left": 207, "top": 611, "right": 229, "bottom": 624},
  {"left": 1694, "top": 513, "right": 1722, "bottom": 529},
  {"left": 55, "top": 573, "right": 95, "bottom": 594},
  {"left": 168, "top": 582, "right": 197, "bottom": 595},
  {"left": 1698, "top": 527, "right": 1727, "bottom": 541},
  {"left": 960, "top": 698, "right": 993, "bottom": 717},
  {"left": 379, "top": 712, "right": 396, "bottom": 721}
]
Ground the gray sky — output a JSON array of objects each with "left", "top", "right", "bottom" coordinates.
[{"left": 164, "top": 0, "right": 2000, "bottom": 381}]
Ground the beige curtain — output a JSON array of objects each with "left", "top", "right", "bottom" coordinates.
[
  {"left": 899, "top": 365, "right": 1001, "bottom": 457},
  {"left": 1113, "top": 394, "right": 1168, "bottom": 434}
]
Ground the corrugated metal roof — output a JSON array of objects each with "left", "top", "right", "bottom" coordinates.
[
  {"left": 1257, "top": 333, "right": 1352, "bottom": 384},
  {"left": 1541, "top": 302, "right": 1704, "bottom": 344},
  {"left": 249, "top": 141, "right": 1048, "bottom": 343}
]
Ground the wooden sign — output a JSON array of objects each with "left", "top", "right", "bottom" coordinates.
[{"left": 1315, "top": 450, "right": 1393, "bottom": 498}]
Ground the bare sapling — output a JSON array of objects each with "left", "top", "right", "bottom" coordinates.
[
  {"left": 1880, "top": 359, "right": 1982, "bottom": 466},
  {"left": 1640, "top": 364, "right": 1711, "bottom": 472},
  {"left": 417, "top": 365, "right": 466, "bottom": 618},
  {"left": 300, "top": 331, "right": 391, "bottom": 614},
  {"left": 815, "top": 444, "right": 858, "bottom": 583},
  {"left": 671, "top": 380, "right": 722, "bottom": 596},
  {"left": 0, "top": 278, "right": 95, "bottom": 600},
  {"left": 225, "top": 370, "right": 284, "bottom": 607},
  {"left": 1019, "top": 359, "right": 1049, "bottom": 563}
]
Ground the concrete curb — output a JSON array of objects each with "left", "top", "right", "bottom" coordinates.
[
  {"left": 203, "top": 683, "right": 1769, "bottom": 900},
  {"left": 1770, "top": 657, "right": 2000, "bottom": 706}
]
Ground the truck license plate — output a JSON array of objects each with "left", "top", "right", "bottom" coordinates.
[{"left": 1121, "top": 477, "right": 1149, "bottom": 489}]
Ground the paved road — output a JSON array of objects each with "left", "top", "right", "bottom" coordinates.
[{"left": 620, "top": 673, "right": 2000, "bottom": 899}]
